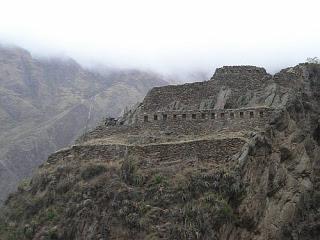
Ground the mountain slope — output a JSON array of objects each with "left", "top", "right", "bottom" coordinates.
[
  {"left": 1, "top": 63, "right": 320, "bottom": 240},
  {"left": 0, "top": 46, "right": 167, "bottom": 205},
  {"left": 1, "top": 64, "right": 320, "bottom": 239}
]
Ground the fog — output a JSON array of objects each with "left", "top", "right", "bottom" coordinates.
[{"left": 0, "top": 0, "right": 320, "bottom": 77}]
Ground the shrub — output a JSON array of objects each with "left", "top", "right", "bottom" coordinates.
[
  {"left": 46, "top": 227, "right": 59, "bottom": 240},
  {"left": 47, "top": 209, "right": 56, "bottom": 221},
  {"left": 120, "top": 157, "right": 145, "bottom": 186},
  {"left": 152, "top": 174, "right": 166, "bottom": 185},
  {"left": 81, "top": 165, "right": 106, "bottom": 180},
  {"left": 17, "top": 179, "right": 31, "bottom": 192},
  {"left": 120, "top": 158, "right": 136, "bottom": 184},
  {"left": 306, "top": 57, "right": 320, "bottom": 64}
]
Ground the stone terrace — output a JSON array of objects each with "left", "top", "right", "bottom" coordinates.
[
  {"left": 81, "top": 66, "right": 277, "bottom": 144},
  {"left": 69, "top": 66, "right": 278, "bottom": 170},
  {"left": 50, "top": 137, "right": 246, "bottom": 170},
  {"left": 138, "top": 106, "right": 271, "bottom": 123}
]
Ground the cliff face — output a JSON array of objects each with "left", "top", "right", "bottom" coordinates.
[
  {"left": 1, "top": 64, "right": 320, "bottom": 240},
  {"left": 222, "top": 64, "right": 320, "bottom": 240},
  {"left": 0, "top": 46, "right": 167, "bottom": 205}
]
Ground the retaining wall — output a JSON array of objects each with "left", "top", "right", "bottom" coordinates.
[
  {"left": 80, "top": 107, "right": 273, "bottom": 143},
  {"left": 137, "top": 107, "right": 271, "bottom": 123},
  {"left": 48, "top": 138, "right": 245, "bottom": 165}
]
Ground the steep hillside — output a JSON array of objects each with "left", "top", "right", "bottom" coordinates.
[
  {"left": 0, "top": 46, "right": 167, "bottom": 205},
  {"left": 1, "top": 64, "right": 320, "bottom": 240}
]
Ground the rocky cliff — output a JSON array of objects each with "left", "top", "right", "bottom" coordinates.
[
  {"left": 1, "top": 63, "right": 320, "bottom": 240},
  {"left": 0, "top": 46, "right": 168, "bottom": 205}
]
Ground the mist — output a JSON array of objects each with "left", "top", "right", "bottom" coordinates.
[{"left": 0, "top": 0, "right": 320, "bottom": 78}]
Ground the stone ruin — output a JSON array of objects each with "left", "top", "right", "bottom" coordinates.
[
  {"left": 137, "top": 107, "right": 270, "bottom": 124},
  {"left": 78, "top": 64, "right": 310, "bottom": 166},
  {"left": 98, "top": 65, "right": 277, "bottom": 139},
  {"left": 104, "top": 117, "right": 118, "bottom": 126},
  {"left": 25, "top": 64, "right": 320, "bottom": 240}
]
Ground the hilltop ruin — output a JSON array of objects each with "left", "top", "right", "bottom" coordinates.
[
  {"left": 2, "top": 64, "right": 320, "bottom": 240},
  {"left": 82, "top": 66, "right": 278, "bottom": 144}
]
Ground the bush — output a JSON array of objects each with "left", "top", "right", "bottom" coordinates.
[
  {"left": 47, "top": 209, "right": 56, "bottom": 221},
  {"left": 306, "top": 57, "right": 320, "bottom": 64},
  {"left": 120, "top": 157, "right": 145, "bottom": 186},
  {"left": 81, "top": 165, "right": 106, "bottom": 180},
  {"left": 120, "top": 159, "right": 136, "bottom": 184},
  {"left": 17, "top": 179, "right": 31, "bottom": 192},
  {"left": 46, "top": 227, "right": 59, "bottom": 240},
  {"left": 152, "top": 174, "right": 166, "bottom": 185}
]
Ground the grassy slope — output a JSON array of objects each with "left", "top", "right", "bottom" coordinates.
[{"left": 0, "top": 142, "right": 245, "bottom": 240}]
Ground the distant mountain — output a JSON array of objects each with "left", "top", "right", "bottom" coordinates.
[{"left": 0, "top": 46, "right": 168, "bottom": 204}]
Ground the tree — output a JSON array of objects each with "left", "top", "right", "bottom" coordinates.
[{"left": 306, "top": 57, "right": 320, "bottom": 64}]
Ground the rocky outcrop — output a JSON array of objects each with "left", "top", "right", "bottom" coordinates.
[
  {"left": 220, "top": 64, "right": 320, "bottom": 239},
  {"left": 1, "top": 63, "right": 320, "bottom": 240}
]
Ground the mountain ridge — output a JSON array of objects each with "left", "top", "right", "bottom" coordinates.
[{"left": 0, "top": 45, "right": 169, "bottom": 205}]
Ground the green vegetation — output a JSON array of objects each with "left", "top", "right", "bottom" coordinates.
[
  {"left": 151, "top": 174, "right": 167, "bottom": 185},
  {"left": 45, "top": 208, "right": 57, "bottom": 221},
  {"left": 0, "top": 212, "right": 26, "bottom": 240},
  {"left": 17, "top": 179, "right": 31, "bottom": 192},
  {"left": 120, "top": 156, "right": 146, "bottom": 186},
  {"left": 80, "top": 164, "right": 106, "bottom": 180},
  {"left": 117, "top": 161, "right": 244, "bottom": 239},
  {"left": 0, "top": 152, "right": 246, "bottom": 240}
]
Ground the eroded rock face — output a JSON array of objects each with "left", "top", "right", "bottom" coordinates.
[
  {"left": 220, "top": 64, "right": 320, "bottom": 240},
  {"left": 1, "top": 64, "right": 320, "bottom": 240}
]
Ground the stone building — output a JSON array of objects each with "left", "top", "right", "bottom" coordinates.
[{"left": 106, "top": 66, "right": 277, "bottom": 136}]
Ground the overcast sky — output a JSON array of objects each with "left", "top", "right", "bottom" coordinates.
[{"left": 0, "top": 0, "right": 319, "bottom": 75}]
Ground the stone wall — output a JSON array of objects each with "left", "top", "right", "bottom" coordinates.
[
  {"left": 140, "top": 66, "right": 273, "bottom": 113},
  {"left": 49, "top": 138, "right": 245, "bottom": 165},
  {"left": 211, "top": 66, "right": 272, "bottom": 89},
  {"left": 81, "top": 66, "right": 277, "bottom": 143},
  {"left": 141, "top": 81, "right": 217, "bottom": 112},
  {"left": 127, "top": 138, "right": 245, "bottom": 166},
  {"left": 137, "top": 107, "right": 271, "bottom": 123},
  {"left": 81, "top": 107, "right": 273, "bottom": 143}
]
